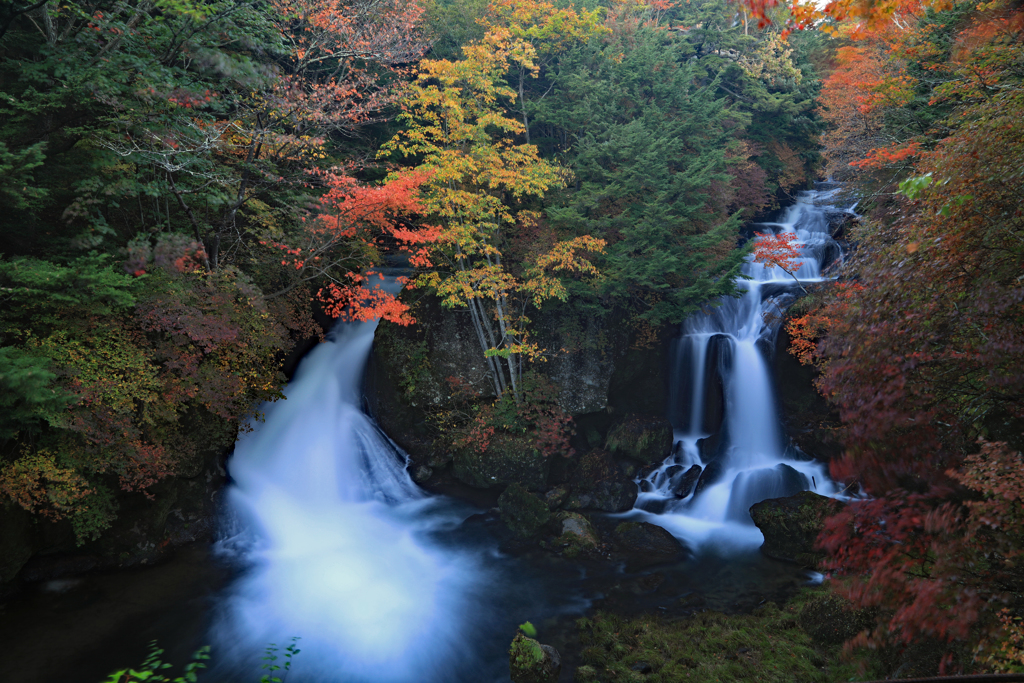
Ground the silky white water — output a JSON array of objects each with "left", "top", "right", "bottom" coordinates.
[
  {"left": 212, "top": 308, "right": 484, "bottom": 683},
  {"left": 634, "top": 187, "right": 855, "bottom": 550}
]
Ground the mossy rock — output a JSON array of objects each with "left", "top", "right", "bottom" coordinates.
[
  {"left": 574, "top": 603, "right": 886, "bottom": 683},
  {"left": 499, "top": 483, "right": 552, "bottom": 538},
  {"left": 749, "top": 490, "right": 845, "bottom": 566},
  {"left": 612, "top": 521, "right": 686, "bottom": 568},
  {"left": 605, "top": 415, "right": 673, "bottom": 463},
  {"left": 509, "top": 634, "right": 561, "bottom": 683},
  {"left": 565, "top": 449, "right": 637, "bottom": 512},
  {"left": 552, "top": 512, "right": 601, "bottom": 558},
  {"left": 452, "top": 433, "right": 550, "bottom": 491}
]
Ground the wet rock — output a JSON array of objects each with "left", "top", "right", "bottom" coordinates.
[
  {"left": 672, "top": 465, "right": 702, "bottom": 499},
  {"left": 566, "top": 450, "right": 638, "bottom": 512},
  {"left": 749, "top": 490, "right": 845, "bottom": 566},
  {"left": 725, "top": 464, "right": 809, "bottom": 522},
  {"left": 509, "top": 634, "right": 561, "bottom": 683},
  {"left": 605, "top": 415, "right": 673, "bottom": 464},
  {"left": 638, "top": 480, "right": 653, "bottom": 493},
  {"left": 426, "top": 451, "right": 453, "bottom": 469},
  {"left": 630, "top": 661, "right": 653, "bottom": 673},
  {"left": 498, "top": 483, "right": 552, "bottom": 538},
  {"left": 664, "top": 465, "right": 683, "bottom": 478},
  {"left": 700, "top": 335, "right": 731, "bottom": 435},
  {"left": 411, "top": 464, "right": 433, "bottom": 483},
  {"left": 553, "top": 512, "right": 601, "bottom": 557},
  {"left": 669, "top": 334, "right": 728, "bottom": 435},
  {"left": 452, "top": 433, "right": 550, "bottom": 491},
  {"left": 696, "top": 431, "right": 722, "bottom": 463},
  {"left": 612, "top": 521, "right": 686, "bottom": 568},
  {"left": 543, "top": 485, "right": 569, "bottom": 510},
  {"left": 693, "top": 456, "right": 726, "bottom": 495}
]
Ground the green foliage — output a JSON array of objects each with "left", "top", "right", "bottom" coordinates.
[
  {"left": 260, "top": 638, "right": 302, "bottom": 683},
  {"left": 537, "top": 23, "right": 749, "bottom": 323},
  {"left": 574, "top": 597, "right": 884, "bottom": 682},
  {"left": 101, "top": 642, "right": 210, "bottom": 683},
  {"left": 0, "top": 252, "right": 287, "bottom": 543},
  {"left": 0, "top": 347, "right": 71, "bottom": 439},
  {"left": 0, "top": 139, "right": 47, "bottom": 210},
  {"left": 898, "top": 172, "right": 933, "bottom": 199},
  {"left": 519, "top": 621, "right": 539, "bottom": 638},
  {"left": 100, "top": 638, "right": 301, "bottom": 683}
]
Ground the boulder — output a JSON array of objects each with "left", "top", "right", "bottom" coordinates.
[
  {"left": 498, "top": 484, "right": 552, "bottom": 538},
  {"left": 544, "top": 486, "right": 569, "bottom": 510},
  {"left": 725, "top": 463, "right": 809, "bottom": 522},
  {"left": 612, "top": 521, "right": 686, "bottom": 568},
  {"left": 693, "top": 456, "right": 727, "bottom": 495},
  {"left": 605, "top": 415, "right": 673, "bottom": 464},
  {"left": 452, "top": 433, "right": 550, "bottom": 491},
  {"left": 552, "top": 512, "right": 601, "bottom": 557},
  {"left": 565, "top": 450, "right": 638, "bottom": 512},
  {"left": 696, "top": 430, "right": 723, "bottom": 463},
  {"left": 411, "top": 464, "right": 433, "bottom": 483},
  {"left": 509, "top": 634, "right": 561, "bottom": 683},
  {"left": 749, "top": 490, "right": 845, "bottom": 566},
  {"left": 672, "top": 464, "right": 702, "bottom": 499}
]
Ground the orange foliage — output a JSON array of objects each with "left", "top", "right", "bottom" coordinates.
[
  {"left": 753, "top": 230, "right": 802, "bottom": 273},
  {"left": 266, "top": 168, "right": 439, "bottom": 325}
]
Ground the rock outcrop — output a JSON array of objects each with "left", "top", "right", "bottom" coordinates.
[
  {"left": 565, "top": 449, "right": 638, "bottom": 512},
  {"left": 452, "top": 435, "right": 551, "bottom": 491},
  {"left": 498, "top": 483, "right": 552, "bottom": 538},
  {"left": 611, "top": 521, "right": 686, "bottom": 568},
  {"left": 749, "top": 490, "right": 845, "bottom": 566},
  {"left": 605, "top": 414, "right": 673, "bottom": 466},
  {"left": 774, "top": 323, "right": 843, "bottom": 461}
]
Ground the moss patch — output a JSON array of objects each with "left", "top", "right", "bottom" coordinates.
[
  {"left": 605, "top": 415, "right": 673, "bottom": 463},
  {"left": 573, "top": 590, "right": 885, "bottom": 682},
  {"left": 499, "top": 483, "right": 552, "bottom": 538},
  {"left": 452, "top": 433, "right": 550, "bottom": 490}
]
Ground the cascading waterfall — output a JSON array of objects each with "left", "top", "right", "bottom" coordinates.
[
  {"left": 635, "top": 186, "right": 855, "bottom": 549},
  {"left": 210, "top": 293, "right": 484, "bottom": 683},
  {"left": 200, "top": 189, "right": 853, "bottom": 682}
]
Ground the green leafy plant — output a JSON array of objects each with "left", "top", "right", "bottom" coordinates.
[
  {"left": 260, "top": 637, "right": 302, "bottom": 683},
  {"left": 102, "top": 642, "right": 210, "bottom": 683}
]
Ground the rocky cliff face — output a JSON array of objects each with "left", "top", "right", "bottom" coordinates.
[
  {"left": 367, "top": 295, "right": 677, "bottom": 513},
  {"left": 773, "top": 320, "right": 843, "bottom": 461}
]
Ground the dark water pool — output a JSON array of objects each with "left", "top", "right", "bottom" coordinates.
[{"left": 2, "top": 509, "right": 816, "bottom": 683}]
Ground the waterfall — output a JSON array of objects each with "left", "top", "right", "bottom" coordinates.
[
  {"left": 635, "top": 186, "right": 855, "bottom": 549},
  {"left": 210, "top": 293, "right": 483, "bottom": 683}
]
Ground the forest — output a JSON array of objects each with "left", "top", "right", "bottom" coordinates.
[{"left": 0, "top": 0, "right": 1022, "bottom": 679}]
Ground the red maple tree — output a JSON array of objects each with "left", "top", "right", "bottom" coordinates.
[{"left": 752, "top": 230, "right": 806, "bottom": 292}]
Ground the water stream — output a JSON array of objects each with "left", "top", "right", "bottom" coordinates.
[
  {"left": 632, "top": 186, "right": 855, "bottom": 548},
  {"left": 201, "top": 188, "right": 851, "bottom": 681}
]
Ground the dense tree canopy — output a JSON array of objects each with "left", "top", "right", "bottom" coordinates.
[{"left": 782, "top": 0, "right": 1024, "bottom": 667}]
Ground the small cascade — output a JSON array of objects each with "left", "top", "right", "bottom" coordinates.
[
  {"left": 636, "top": 186, "right": 856, "bottom": 548},
  {"left": 211, "top": 290, "right": 483, "bottom": 683}
]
